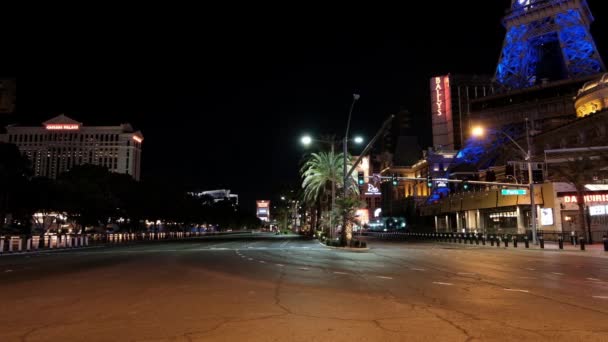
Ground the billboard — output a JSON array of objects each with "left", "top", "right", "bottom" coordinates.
[
  {"left": 256, "top": 200, "right": 270, "bottom": 222},
  {"left": 430, "top": 75, "right": 454, "bottom": 150}
]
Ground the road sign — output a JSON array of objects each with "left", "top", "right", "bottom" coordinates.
[{"left": 501, "top": 189, "right": 527, "bottom": 196}]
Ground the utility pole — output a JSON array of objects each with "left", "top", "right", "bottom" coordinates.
[
  {"left": 342, "top": 94, "right": 359, "bottom": 245},
  {"left": 525, "top": 118, "right": 538, "bottom": 245}
]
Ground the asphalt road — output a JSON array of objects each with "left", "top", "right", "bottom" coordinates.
[{"left": 1, "top": 233, "right": 607, "bottom": 341}]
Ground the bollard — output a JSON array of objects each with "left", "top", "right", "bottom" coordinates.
[
  {"left": 604, "top": 235, "right": 608, "bottom": 252},
  {"left": 0, "top": 237, "right": 3, "bottom": 253},
  {"left": 558, "top": 237, "right": 563, "bottom": 250},
  {"left": 524, "top": 236, "right": 529, "bottom": 248},
  {"left": 539, "top": 236, "right": 544, "bottom": 249},
  {"left": 513, "top": 236, "right": 518, "bottom": 248},
  {"left": 481, "top": 235, "right": 486, "bottom": 246},
  {"left": 27, "top": 238, "right": 32, "bottom": 251},
  {"left": 580, "top": 238, "right": 585, "bottom": 251},
  {"left": 490, "top": 236, "right": 494, "bottom": 246},
  {"left": 497, "top": 237, "right": 501, "bottom": 248},
  {"left": 504, "top": 237, "right": 509, "bottom": 248},
  {"left": 475, "top": 235, "right": 479, "bottom": 245}
]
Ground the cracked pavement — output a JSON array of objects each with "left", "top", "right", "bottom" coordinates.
[{"left": 1, "top": 234, "right": 607, "bottom": 341}]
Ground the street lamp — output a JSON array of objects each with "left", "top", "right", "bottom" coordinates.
[
  {"left": 471, "top": 121, "right": 538, "bottom": 244},
  {"left": 301, "top": 135, "right": 312, "bottom": 146},
  {"left": 353, "top": 136, "right": 364, "bottom": 144},
  {"left": 342, "top": 93, "right": 360, "bottom": 244}
]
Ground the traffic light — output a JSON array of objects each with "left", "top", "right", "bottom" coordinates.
[
  {"left": 427, "top": 175, "right": 433, "bottom": 188},
  {"left": 462, "top": 180, "right": 469, "bottom": 191},
  {"left": 357, "top": 171, "right": 365, "bottom": 185},
  {"left": 392, "top": 174, "right": 398, "bottom": 186}
]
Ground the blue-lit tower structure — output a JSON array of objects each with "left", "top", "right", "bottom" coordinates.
[{"left": 495, "top": 0, "right": 605, "bottom": 90}]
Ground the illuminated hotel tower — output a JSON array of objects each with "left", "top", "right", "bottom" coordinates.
[{"left": 1, "top": 114, "right": 143, "bottom": 180}]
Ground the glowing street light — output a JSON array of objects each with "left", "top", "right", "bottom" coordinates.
[
  {"left": 353, "top": 136, "right": 364, "bottom": 144},
  {"left": 471, "top": 126, "right": 484, "bottom": 138},
  {"left": 301, "top": 135, "right": 312, "bottom": 146}
]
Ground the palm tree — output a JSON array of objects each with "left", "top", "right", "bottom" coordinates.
[{"left": 300, "top": 151, "right": 359, "bottom": 239}]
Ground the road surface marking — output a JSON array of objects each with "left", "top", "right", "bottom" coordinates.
[
  {"left": 525, "top": 268, "right": 535, "bottom": 271},
  {"left": 518, "top": 276, "right": 537, "bottom": 279},
  {"left": 4, "top": 269, "right": 13, "bottom": 273},
  {"left": 504, "top": 289, "right": 529, "bottom": 293},
  {"left": 276, "top": 264, "right": 284, "bottom": 267},
  {"left": 333, "top": 271, "right": 349, "bottom": 275},
  {"left": 259, "top": 261, "right": 266, "bottom": 264},
  {"left": 248, "top": 258, "right": 253, "bottom": 261},
  {"left": 587, "top": 278, "right": 601, "bottom": 281},
  {"left": 301, "top": 247, "right": 310, "bottom": 249},
  {"left": 298, "top": 267, "right": 310, "bottom": 271},
  {"left": 432, "top": 282, "right": 453, "bottom": 286},
  {"left": 592, "top": 296, "right": 608, "bottom": 299},
  {"left": 247, "top": 247, "right": 254, "bottom": 249},
  {"left": 551, "top": 272, "right": 565, "bottom": 276},
  {"left": 457, "top": 272, "right": 476, "bottom": 275},
  {"left": 411, "top": 268, "right": 426, "bottom": 271},
  {"left": 377, "top": 276, "right": 393, "bottom": 280}
]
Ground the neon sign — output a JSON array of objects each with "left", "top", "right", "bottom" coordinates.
[
  {"left": 435, "top": 77, "right": 443, "bottom": 116},
  {"left": 364, "top": 183, "right": 381, "bottom": 196},
  {"left": 45, "top": 124, "right": 80, "bottom": 130},
  {"left": 132, "top": 136, "right": 143, "bottom": 143},
  {"left": 563, "top": 194, "right": 608, "bottom": 203}
]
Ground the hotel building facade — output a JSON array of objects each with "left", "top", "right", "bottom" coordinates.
[{"left": 0, "top": 114, "right": 143, "bottom": 180}]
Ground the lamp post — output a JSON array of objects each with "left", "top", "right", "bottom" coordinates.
[
  {"left": 342, "top": 94, "right": 360, "bottom": 244},
  {"left": 472, "top": 121, "right": 538, "bottom": 244}
]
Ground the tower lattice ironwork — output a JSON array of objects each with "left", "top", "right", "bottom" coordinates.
[{"left": 495, "top": 0, "right": 605, "bottom": 90}]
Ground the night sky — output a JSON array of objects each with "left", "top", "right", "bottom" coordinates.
[{"left": 7, "top": 0, "right": 608, "bottom": 212}]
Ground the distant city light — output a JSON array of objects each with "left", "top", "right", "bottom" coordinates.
[{"left": 133, "top": 136, "right": 143, "bottom": 143}]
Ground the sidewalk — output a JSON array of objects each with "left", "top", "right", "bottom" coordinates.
[{"left": 437, "top": 240, "right": 608, "bottom": 258}]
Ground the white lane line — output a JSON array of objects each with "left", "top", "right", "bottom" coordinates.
[
  {"left": 411, "top": 268, "right": 426, "bottom": 271},
  {"left": 592, "top": 296, "right": 608, "bottom": 299},
  {"left": 551, "top": 272, "right": 565, "bottom": 276},
  {"left": 377, "top": 276, "right": 393, "bottom": 280},
  {"left": 432, "top": 282, "right": 453, "bottom": 286},
  {"left": 333, "top": 271, "right": 349, "bottom": 275},
  {"left": 248, "top": 258, "right": 253, "bottom": 261},
  {"left": 247, "top": 247, "right": 254, "bottom": 249},
  {"left": 504, "top": 289, "right": 530, "bottom": 293},
  {"left": 525, "top": 268, "right": 536, "bottom": 271},
  {"left": 587, "top": 278, "right": 601, "bottom": 281},
  {"left": 259, "top": 261, "right": 266, "bottom": 264},
  {"left": 298, "top": 267, "right": 310, "bottom": 271},
  {"left": 457, "top": 272, "right": 476, "bottom": 275},
  {"left": 518, "top": 276, "right": 537, "bottom": 279},
  {"left": 276, "top": 264, "right": 284, "bottom": 267}
]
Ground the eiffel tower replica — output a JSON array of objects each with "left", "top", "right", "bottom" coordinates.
[{"left": 495, "top": 0, "right": 605, "bottom": 90}]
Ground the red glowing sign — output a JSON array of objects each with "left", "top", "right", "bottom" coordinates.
[
  {"left": 563, "top": 194, "right": 608, "bottom": 203},
  {"left": 45, "top": 124, "right": 80, "bottom": 130},
  {"left": 430, "top": 76, "right": 451, "bottom": 117}
]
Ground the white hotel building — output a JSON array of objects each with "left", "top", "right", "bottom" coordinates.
[{"left": 0, "top": 114, "right": 143, "bottom": 180}]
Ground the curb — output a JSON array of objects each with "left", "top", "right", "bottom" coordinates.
[{"left": 317, "top": 240, "right": 370, "bottom": 252}]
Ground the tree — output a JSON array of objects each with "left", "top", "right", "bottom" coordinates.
[
  {"left": 0, "top": 143, "right": 31, "bottom": 233},
  {"left": 300, "top": 151, "right": 357, "bottom": 238},
  {"left": 333, "top": 196, "right": 364, "bottom": 243}
]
